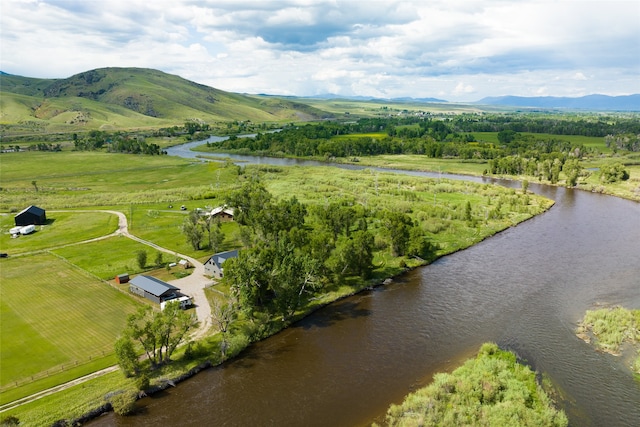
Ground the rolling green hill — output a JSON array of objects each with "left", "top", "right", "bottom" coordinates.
[{"left": 0, "top": 67, "right": 333, "bottom": 135}]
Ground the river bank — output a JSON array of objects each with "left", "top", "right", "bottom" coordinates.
[
  {"left": 190, "top": 138, "right": 640, "bottom": 202},
  {"left": 2, "top": 166, "right": 554, "bottom": 426},
  {"left": 84, "top": 172, "right": 639, "bottom": 427}
]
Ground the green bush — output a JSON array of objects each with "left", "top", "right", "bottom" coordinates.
[
  {"left": 109, "top": 390, "right": 138, "bottom": 416},
  {"left": 384, "top": 343, "right": 567, "bottom": 427},
  {"left": 0, "top": 415, "right": 20, "bottom": 426},
  {"left": 134, "top": 373, "right": 150, "bottom": 391}
]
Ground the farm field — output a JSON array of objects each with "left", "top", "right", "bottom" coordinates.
[
  {"left": 0, "top": 253, "right": 140, "bottom": 402},
  {"left": 470, "top": 132, "right": 608, "bottom": 150},
  {"left": 52, "top": 235, "right": 166, "bottom": 280},
  {"left": 0, "top": 151, "right": 239, "bottom": 210},
  {"left": 0, "top": 211, "right": 117, "bottom": 255}
]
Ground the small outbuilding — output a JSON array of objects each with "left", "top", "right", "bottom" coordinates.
[
  {"left": 115, "top": 273, "right": 130, "bottom": 284},
  {"left": 129, "top": 275, "right": 180, "bottom": 304},
  {"left": 15, "top": 205, "right": 47, "bottom": 226},
  {"left": 204, "top": 250, "right": 238, "bottom": 278}
]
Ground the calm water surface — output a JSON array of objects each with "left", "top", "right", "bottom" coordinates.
[{"left": 93, "top": 142, "right": 640, "bottom": 426}]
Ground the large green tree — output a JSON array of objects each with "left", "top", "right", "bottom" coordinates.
[
  {"left": 118, "top": 303, "right": 197, "bottom": 367},
  {"left": 182, "top": 210, "right": 204, "bottom": 250}
]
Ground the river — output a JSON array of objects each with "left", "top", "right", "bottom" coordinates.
[{"left": 93, "top": 138, "right": 640, "bottom": 426}]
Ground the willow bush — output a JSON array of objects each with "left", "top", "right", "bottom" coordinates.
[{"left": 381, "top": 343, "right": 567, "bottom": 427}]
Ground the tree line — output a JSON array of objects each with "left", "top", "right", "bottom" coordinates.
[
  {"left": 221, "top": 179, "right": 436, "bottom": 321},
  {"left": 209, "top": 119, "right": 596, "bottom": 161},
  {"left": 72, "top": 130, "right": 163, "bottom": 155}
]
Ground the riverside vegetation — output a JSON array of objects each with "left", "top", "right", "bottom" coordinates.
[
  {"left": 197, "top": 114, "right": 640, "bottom": 201},
  {"left": 576, "top": 306, "right": 640, "bottom": 378},
  {"left": 0, "top": 145, "right": 554, "bottom": 425},
  {"left": 379, "top": 343, "right": 568, "bottom": 427}
]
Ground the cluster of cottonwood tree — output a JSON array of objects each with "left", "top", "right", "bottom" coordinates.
[
  {"left": 209, "top": 117, "right": 609, "bottom": 162},
  {"left": 221, "top": 179, "right": 436, "bottom": 321},
  {"left": 181, "top": 210, "right": 225, "bottom": 251},
  {"left": 115, "top": 303, "right": 198, "bottom": 377},
  {"left": 605, "top": 133, "right": 640, "bottom": 152},
  {"left": 72, "top": 130, "right": 162, "bottom": 154}
]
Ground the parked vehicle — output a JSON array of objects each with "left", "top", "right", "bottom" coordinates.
[{"left": 160, "top": 295, "right": 193, "bottom": 310}]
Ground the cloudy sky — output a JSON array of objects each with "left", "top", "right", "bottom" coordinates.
[{"left": 1, "top": 0, "right": 639, "bottom": 101}]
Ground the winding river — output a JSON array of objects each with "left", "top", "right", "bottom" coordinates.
[{"left": 93, "top": 137, "right": 639, "bottom": 426}]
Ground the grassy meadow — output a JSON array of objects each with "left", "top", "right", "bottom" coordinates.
[
  {"left": 257, "top": 165, "right": 552, "bottom": 256},
  {"left": 0, "top": 253, "right": 140, "bottom": 403},
  {"left": 0, "top": 150, "right": 239, "bottom": 211},
  {"left": 52, "top": 235, "right": 166, "bottom": 280},
  {"left": 0, "top": 211, "right": 117, "bottom": 255}
]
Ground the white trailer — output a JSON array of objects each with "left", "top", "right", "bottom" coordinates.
[
  {"left": 20, "top": 224, "right": 35, "bottom": 235},
  {"left": 160, "top": 295, "right": 193, "bottom": 310}
]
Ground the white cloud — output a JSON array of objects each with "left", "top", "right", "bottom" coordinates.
[
  {"left": 1, "top": 0, "right": 639, "bottom": 101},
  {"left": 572, "top": 72, "right": 588, "bottom": 81},
  {"left": 453, "top": 82, "right": 475, "bottom": 95}
]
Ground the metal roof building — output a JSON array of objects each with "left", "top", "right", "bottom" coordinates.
[
  {"left": 15, "top": 205, "right": 47, "bottom": 226},
  {"left": 204, "top": 250, "right": 238, "bottom": 278},
  {"left": 129, "top": 275, "right": 180, "bottom": 304}
]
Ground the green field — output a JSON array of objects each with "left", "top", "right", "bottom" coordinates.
[
  {"left": 129, "top": 204, "right": 242, "bottom": 258},
  {"left": 0, "top": 253, "right": 140, "bottom": 394},
  {"left": 253, "top": 165, "right": 552, "bottom": 256},
  {"left": 471, "top": 132, "right": 608, "bottom": 150},
  {"left": 0, "top": 211, "right": 117, "bottom": 255},
  {"left": 0, "top": 151, "right": 238, "bottom": 210},
  {"left": 52, "top": 235, "right": 166, "bottom": 280}
]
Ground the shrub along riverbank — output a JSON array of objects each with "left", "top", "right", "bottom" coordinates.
[
  {"left": 576, "top": 306, "right": 640, "bottom": 378},
  {"left": 379, "top": 343, "right": 568, "bottom": 427}
]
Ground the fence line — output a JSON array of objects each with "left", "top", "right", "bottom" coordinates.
[{"left": 2, "top": 350, "right": 112, "bottom": 391}]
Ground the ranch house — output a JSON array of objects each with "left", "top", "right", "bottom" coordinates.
[
  {"left": 204, "top": 249, "right": 238, "bottom": 278},
  {"left": 129, "top": 275, "right": 180, "bottom": 304},
  {"left": 15, "top": 205, "right": 47, "bottom": 226},
  {"left": 206, "top": 206, "right": 235, "bottom": 222}
]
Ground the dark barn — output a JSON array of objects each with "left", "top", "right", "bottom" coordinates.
[{"left": 14, "top": 205, "right": 47, "bottom": 226}]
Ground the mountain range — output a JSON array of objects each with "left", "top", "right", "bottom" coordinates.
[
  {"left": 0, "top": 67, "right": 333, "bottom": 133},
  {"left": 1, "top": 67, "right": 638, "bottom": 135}
]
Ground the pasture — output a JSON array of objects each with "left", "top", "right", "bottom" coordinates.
[
  {"left": 52, "top": 235, "right": 166, "bottom": 280},
  {"left": 471, "top": 132, "right": 608, "bottom": 151},
  {"left": 0, "top": 150, "right": 239, "bottom": 210},
  {"left": 0, "top": 211, "right": 117, "bottom": 255},
  {"left": 0, "top": 253, "right": 140, "bottom": 402}
]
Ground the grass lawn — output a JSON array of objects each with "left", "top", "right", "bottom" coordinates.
[
  {"left": 0, "top": 211, "right": 117, "bottom": 255},
  {"left": 0, "top": 252, "right": 141, "bottom": 399},
  {"left": 52, "top": 235, "right": 166, "bottom": 280},
  {"left": 128, "top": 202, "right": 242, "bottom": 258}
]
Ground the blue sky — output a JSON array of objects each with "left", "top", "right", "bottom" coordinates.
[{"left": 1, "top": 0, "right": 639, "bottom": 101}]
